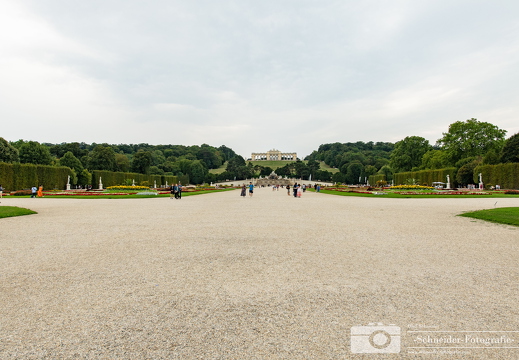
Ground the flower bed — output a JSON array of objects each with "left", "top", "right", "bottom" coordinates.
[
  {"left": 394, "top": 191, "right": 489, "bottom": 195},
  {"left": 42, "top": 192, "right": 137, "bottom": 196},
  {"left": 390, "top": 185, "right": 435, "bottom": 190},
  {"left": 106, "top": 186, "right": 150, "bottom": 190}
]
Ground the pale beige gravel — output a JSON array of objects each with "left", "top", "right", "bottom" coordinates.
[{"left": 0, "top": 189, "right": 518, "bottom": 359}]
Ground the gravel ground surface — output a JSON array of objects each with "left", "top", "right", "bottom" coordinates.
[{"left": 1, "top": 189, "right": 518, "bottom": 359}]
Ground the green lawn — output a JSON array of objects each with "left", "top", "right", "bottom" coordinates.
[
  {"left": 0, "top": 206, "right": 37, "bottom": 219},
  {"left": 208, "top": 162, "right": 228, "bottom": 174},
  {"left": 459, "top": 207, "right": 519, "bottom": 227}
]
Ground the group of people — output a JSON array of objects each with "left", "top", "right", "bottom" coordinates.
[
  {"left": 169, "top": 183, "right": 183, "bottom": 199},
  {"left": 288, "top": 183, "right": 305, "bottom": 198},
  {"left": 31, "top": 186, "right": 43, "bottom": 198},
  {"left": 240, "top": 182, "right": 254, "bottom": 198},
  {"left": 241, "top": 182, "right": 315, "bottom": 198}
]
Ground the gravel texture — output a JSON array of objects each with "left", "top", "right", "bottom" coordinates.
[{"left": 1, "top": 190, "right": 518, "bottom": 359}]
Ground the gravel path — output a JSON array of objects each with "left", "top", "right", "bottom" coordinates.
[{"left": 1, "top": 190, "right": 518, "bottom": 359}]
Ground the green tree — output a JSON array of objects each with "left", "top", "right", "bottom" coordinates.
[
  {"left": 437, "top": 118, "right": 507, "bottom": 164},
  {"left": 88, "top": 145, "right": 116, "bottom": 171},
  {"left": 364, "top": 165, "right": 378, "bottom": 177},
  {"left": 377, "top": 165, "right": 394, "bottom": 182},
  {"left": 189, "top": 160, "right": 207, "bottom": 184},
  {"left": 59, "top": 151, "right": 84, "bottom": 175},
  {"left": 420, "top": 150, "right": 451, "bottom": 169},
  {"left": 115, "top": 153, "right": 130, "bottom": 172},
  {"left": 500, "top": 132, "right": 519, "bottom": 163},
  {"left": 131, "top": 150, "right": 153, "bottom": 174},
  {"left": 390, "top": 136, "right": 432, "bottom": 173},
  {"left": 456, "top": 158, "right": 481, "bottom": 186},
  {"left": 346, "top": 161, "right": 364, "bottom": 184},
  {"left": 0, "top": 137, "right": 19, "bottom": 163},
  {"left": 19, "top": 141, "right": 53, "bottom": 165},
  {"left": 226, "top": 156, "right": 246, "bottom": 173}
]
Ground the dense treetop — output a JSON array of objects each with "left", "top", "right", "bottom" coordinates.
[{"left": 0, "top": 118, "right": 516, "bottom": 185}]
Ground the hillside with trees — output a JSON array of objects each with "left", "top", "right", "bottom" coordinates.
[{"left": 1, "top": 118, "right": 517, "bottom": 188}]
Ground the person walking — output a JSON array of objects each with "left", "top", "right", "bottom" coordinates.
[
  {"left": 286, "top": 184, "right": 290, "bottom": 196},
  {"left": 37, "top": 185, "right": 43, "bottom": 197},
  {"left": 0, "top": 184, "right": 3, "bottom": 201},
  {"left": 176, "top": 183, "right": 182, "bottom": 199},
  {"left": 297, "top": 185, "right": 302, "bottom": 198},
  {"left": 293, "top": 183, "right": 298, "bottom": 197},
  {"left": 173, "top": 184, "right": 177, "bottom": 199},
  {"left": 31, "top": 186, "right": 37, "bottom": 198},
  {"left": 240, "top": 184, "right": 246, "bottom": 197},
  {"left": 248, "top": 182, "right": 254, "bottom": 197}
]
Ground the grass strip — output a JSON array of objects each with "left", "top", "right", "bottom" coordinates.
[
  {"left": 0, "top": 206, "right": 37, "bottom": 219},
  {"left": 459, "top": 207, "right": 519, "bottom": 227}
]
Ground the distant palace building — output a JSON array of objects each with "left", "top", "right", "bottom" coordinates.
[{"left": 251, "top": 149, "right": 297, "bottom": 161}]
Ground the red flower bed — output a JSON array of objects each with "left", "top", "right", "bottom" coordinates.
[{"left": 42, "top": 192, "right": 137, "bottom": 196}]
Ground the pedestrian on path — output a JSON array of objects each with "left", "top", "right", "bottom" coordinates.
[
  {"left": 248, "top": 182, "right": 254, "bottom": 197},
  {"left": 0, "top": 184, "right": 3, "bottom": 201},
  {"left": 37, "top": 185, "right": 43, "bottom": 197},
  {"left": 240, "top": 184, "right": 246, "bottom": 197},
  {"left": 286, "top": 184, "right": 290, "bottom": 196},
  {"left": 293, "top": 183, "right": 298, "bottom": 197},
  {"left": 176, "top": 183, "right": 182, "bottom": 199}
]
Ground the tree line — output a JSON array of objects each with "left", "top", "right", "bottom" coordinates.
[
  {"left": 1, "top": 118, "right": 517, "bottom": 186},
  {"left": 306, "top": 118, "right": 518, "bottom": 186},
  {"left": 0, "top": 140, "right": 239, "bottom": 185}
]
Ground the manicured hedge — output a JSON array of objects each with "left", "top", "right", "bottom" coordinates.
[
  {"left": 393, "top": 168, "right": 457, "bottom": 187},
  {"left": 474, "top": 163, "right": 519, "bottom": 189},
  {"left": 91, "top": 170, "right": 180, "bottom": 188},
  {"left": 368, "top": 174, "right": 386, "bottom": 185},
  {"left": 0, "top": 162, "right": 73, "bottom": 191}
]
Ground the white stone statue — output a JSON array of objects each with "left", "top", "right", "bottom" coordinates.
[
  {"left": 99, "top": 177, "right": 103, "bottom": 190},
  {"left": 132, "top": 179, "right": 135, "bottom": 186},
  {"left": 479, "top": 172, "right": 483, "bottom": 190},
  {"left": 154, "top": 180, "right": 157, "bottom": 188},
  {"left": 66, "top": 175, "right": 71, "bottom": 191},
  {"left": 446, "top": 175, "right": 451, "bottom": 189}
]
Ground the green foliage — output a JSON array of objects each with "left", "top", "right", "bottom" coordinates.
[
  {"left": 0, "top": 137, "right": 19, "bottom": 163},
  {"left": 437, "top": 118, "right": 507, "bottom": 164},
  {"left": 131, "top": 150, "right": 153, "bottom": 174},
  {"left": 474, "top": 163, "right": 519, "bottom": 189},
  {"left": 91, "top": 170, "right": 178, "bottom": 188},
  {"left": 393, "top": 168, "right": 456, "bottom": 187},
  {"left": 59, "top": 151, "right": 84, "bottom": 176},
  {"left": 312, "top": 142, "right": 393, "bottom": 175},
  {"left": 115, "top": 153, "right": 130, "bottom": 172},
  {"left": 88, "top": 145, "right": 117, "bottom": 171},
  {"left": 19, "top": 141, "right": 53, "bottom": 165},
  {"left": 390, "top": 136, "right": 432, "bottom": 173},
  {"left": 421, "top": 150, "right": 451, "bottom": 169},
  {"left": 501, "top": 132, "right": 519, "bottom": 163},
  {"left": 346, "top": 162, "right": 364, "bottom": 184},
  {"left": 456, "top": 159, "right": 481, "bottom": 186},
  {"left": 369, "top": 174, "right": 387, "bottom": 185},
  {"left": 0, "top": 162, "right": 72, "bottom": 191}
]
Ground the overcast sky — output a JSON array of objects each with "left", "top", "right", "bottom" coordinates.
[{"left": 1, "top": 1, "right": 518, "bottom": 159}]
